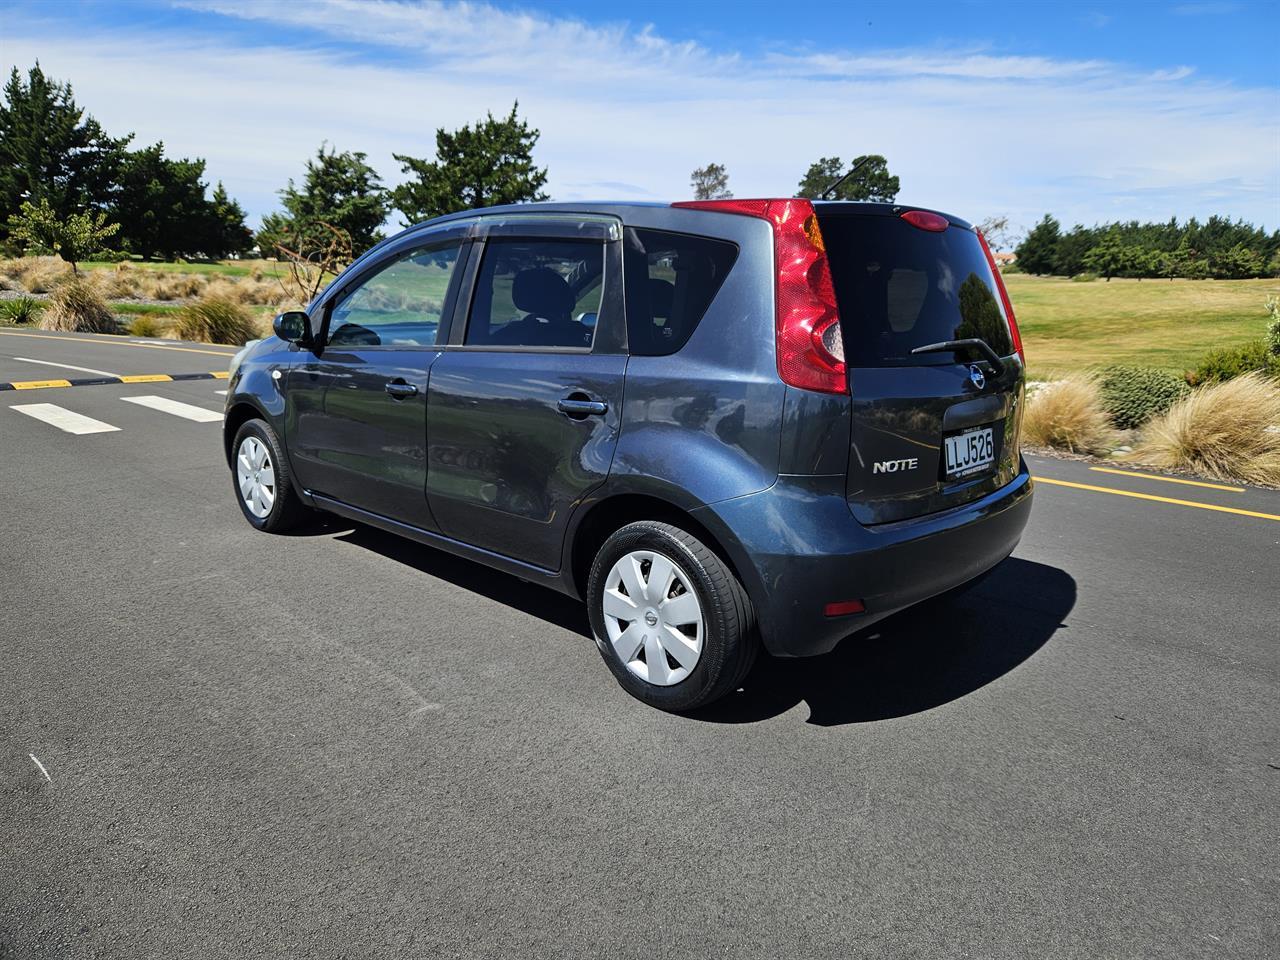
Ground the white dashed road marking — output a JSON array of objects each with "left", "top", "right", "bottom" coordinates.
[
  {"left": 10, "top": 403, "right": 121, "bottom": 435},
  {"left": 12, "top": 356, "right": 120, "bottom": 377},
  {"left": 120, "top": 395, "right": 222, "bottom": 422}
]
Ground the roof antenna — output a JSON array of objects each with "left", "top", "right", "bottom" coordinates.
[{"left": 821, "top": 155, "right": 872, "bottom": 201}]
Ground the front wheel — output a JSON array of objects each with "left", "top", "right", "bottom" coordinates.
[
  {"left": 587, "top": 521, "right": 757, "bottom": 711},
  {"left": 230, "top": 418, "right": 308, "bottom": 533}
]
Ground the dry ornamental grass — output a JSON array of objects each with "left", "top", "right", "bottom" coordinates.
[
  {"left": 1020, "top": 376, "right": 1114, "bottom": 455},
  {"left": 39, "top": 278, "right": 117, "bottom": 333},
  {"left": 1130, "top": 373, "right": 1280, "bottom": 486}
]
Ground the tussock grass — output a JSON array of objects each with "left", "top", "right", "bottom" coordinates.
[
  {"left": 1129, "top": 373, "right": 1280, "bottom": 486},
  {"left": 39, "top": 278, "right": 117, "bottom": 333},
  {"left": 0, "top": 256, "right": 71, "bottom": 294},
  {"left": 1021, "top": 376, "right": 1114, "bottom": 454},
  {"left": 203, "top": 276, "right": 282, "bottom": 306},
  {"left": 127, "top": 313, "right": 170, "bottom": 338},
  {"left": 173, "top": 297, "right": 259, "bottom": 345}
]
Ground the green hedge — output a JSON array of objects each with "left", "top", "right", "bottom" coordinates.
[
  {"left": 1190, "top": 340, "right": 1279, "bottom": 386},
  {"left": 1098, "top": 365, "right": 1190, "bottom": 429}
]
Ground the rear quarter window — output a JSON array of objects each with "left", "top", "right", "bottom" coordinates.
[
  {"left": 623, "top": 228, "right": 737, "bottom": 356},
  {"left": 817, "top": 213, "right": 1014, "bottom": 367}
]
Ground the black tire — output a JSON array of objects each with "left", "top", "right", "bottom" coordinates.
[
  {"left": 587, "top": 520, "right": 758, "bottom": 711},
  {"left": 230, "top": 418, "right": 309, "bottom": 533}
]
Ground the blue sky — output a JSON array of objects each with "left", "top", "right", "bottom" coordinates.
[{"left": 2, "top": 0, "right": 1277, "bottom": 239}]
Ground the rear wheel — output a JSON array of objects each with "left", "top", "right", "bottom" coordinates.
[
  {"left": 587, "top": 521, "right": 757, "bottom": 711},
  {"left": 231, "top": 418, "right": 308, "bottom": 533}
]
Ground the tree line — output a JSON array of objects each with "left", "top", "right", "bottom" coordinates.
[
  {"left": 0, "top": 64, "right": 549, "bottom": 263},
  {"left": 1015, "top": 214, "right": 1280, "bottom": 281}
]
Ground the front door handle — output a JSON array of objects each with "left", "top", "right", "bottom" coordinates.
[
  {"left": 385, "top": 379, "right": 418, "bottom": 400},
  {"left": 557, "top": 396, "right": 608, "bottom": 418}
]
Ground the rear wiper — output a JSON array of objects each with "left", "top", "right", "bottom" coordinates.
[{"left": 910, "top": 338, "right": 1006, "bottom": 376}]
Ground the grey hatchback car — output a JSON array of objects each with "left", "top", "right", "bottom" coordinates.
[{"left": 224, "top": 198, "right": 1033, "bottom": 710}]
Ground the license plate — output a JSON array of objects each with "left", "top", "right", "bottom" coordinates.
[{"left": 944, "top": 426, "right": 995, "bottom": 478}]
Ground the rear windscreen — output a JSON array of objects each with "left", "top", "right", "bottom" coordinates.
[{"left": 817, "top": 213, "right": 1014, "bottom": 367}]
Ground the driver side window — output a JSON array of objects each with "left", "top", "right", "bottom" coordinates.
[{"left": 328, "top": 243, "right": 461, "bottom": 348}]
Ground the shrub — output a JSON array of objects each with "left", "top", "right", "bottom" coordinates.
[
  {"left": 1070, "top": 272, "right": 1099, "bottom": 283},
  {"left": 39, "top": 278, "right": 117, "bottom": 333},
  {"left": 128, "top": 313, "right": 170, "bottom": 338},
  {"left": 0, "top": 295, "right": 43, "bottom": 324},
  {"left": 1130, "top": 374, "right": 1280, "bottom": 486},
  {"left": 1021, "top": 376, "right": 1114, "bottom": 454},
  {"left": 1266, "top": 296, "right": 1280, "bottom": 356},
  {"left": 173, "top": 297, "right": 258, "bottom": 345},
  {"left": 1097, "top": 365, "right": 1190, "bottom": 429},
  {"left": 88, "top": 248, "right": 132, "bottom": 263},
  {"left": 1190, "top": 339, "right": 1278, "bottom": 385}
]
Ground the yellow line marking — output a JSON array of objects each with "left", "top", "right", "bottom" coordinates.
[
  {"left": 0, "top": 329, "right": 237, "bottom": 356},
  {"left": 1089, "top": 466, "right": 1245, "bottom": 493},
  {"left": 1036, "top": 477, "right": 1280, "bottom": 522},
  {"left": 10, "top": 378, "right": 72, "bottom": 389},
  {"left": 210, "top": 371, "right": 230, "bottom": 379},
  {"left": 119, "top": 374, "right": 173, "bottom": 383}
]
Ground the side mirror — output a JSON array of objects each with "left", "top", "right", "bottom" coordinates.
[{"left": 273, "top": 311, "right": 310, "bottom": 344}]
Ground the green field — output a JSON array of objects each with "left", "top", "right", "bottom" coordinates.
[{"left": 1006, "top": 274, "right": 1279, "bottom": 378}]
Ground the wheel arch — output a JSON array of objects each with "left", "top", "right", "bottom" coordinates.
[
  {"left": 222, "top": 400, "right": 271, "bottom": 468},
  {"left": 565, "top": 490, "right": 752, "bottom": 604}
]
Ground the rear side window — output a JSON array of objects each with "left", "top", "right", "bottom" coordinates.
[
  {"left": 817, "top": 214, "right": 1015, "bottom": 367},
  {"left": 465, "top": 239, "right": 602, "bottom": 349},
  {"left": 623, "top": 228, "right": 737, "bottom": 356}
]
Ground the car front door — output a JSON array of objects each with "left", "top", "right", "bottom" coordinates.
[
  {"left": 425, "top": 217, "right": 626, "bottom": 570},
  {"left": 286, "top": 231, "right": 467, "bottom": 530}
]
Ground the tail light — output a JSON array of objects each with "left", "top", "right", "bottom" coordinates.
[
  {"left": 977, "top": 230, "right": 1024, "bottom": 362},
  {"left": 671, "top": 198, "right": 846, "bottom": 394}
]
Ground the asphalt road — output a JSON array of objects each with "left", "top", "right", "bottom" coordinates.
[{"left": 1, "top": 330, "right": 1276, "bottom": 959}]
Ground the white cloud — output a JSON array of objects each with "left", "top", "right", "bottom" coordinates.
[{"left": 3, "top": 0, "right": 1276, "bottom": 236}]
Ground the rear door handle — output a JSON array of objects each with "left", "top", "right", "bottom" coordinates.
[
  {"left": 557, "top": 397, "right": 608, "bottom": 417},
  {"left": 385, "top": 379, "right": 418, "bottom": 400}
]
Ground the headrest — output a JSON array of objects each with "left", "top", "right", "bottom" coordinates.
[
  {"left": 512, "top": 267, "right": 573, "bottom": 319},
  {"left": 648, "top": 278, "right": 675, "bottom": 318}
]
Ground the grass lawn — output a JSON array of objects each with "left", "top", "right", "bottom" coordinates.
[
  {"left": 1006, "top": 274, "right": 1280, "bottom": 378},
  {"left": 109, "top": 302, "right": 184, "bottom": 316}
]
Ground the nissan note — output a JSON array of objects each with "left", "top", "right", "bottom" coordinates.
[{"left": 224, "top": 199, "right": 1033, "bottom": 710}]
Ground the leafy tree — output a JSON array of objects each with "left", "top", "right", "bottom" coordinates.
[
  {"left": 1054, "top": 225, "right": 1094, "bottom": 277},
  {"left": 203, "top": 182, "right": 253, "bottom": 258},
  {"left": 7, "top": 196, "right": 119, "bottom": 273},
  {"left": 1015, "top": 215, "right": 1061, "bottom": 275},
  {"left": 796, "top": 154, "right": 899, "bottom": 202},
  {"left": 263, "top": 144, "right": 387, "bottom": 256},
  {"left": 111, "top": 143, "right": 220, "bottom": 260},
  {"left": 1210, "top": 243, "right": 1265, "bottom": 280},
  {"left": 390, "top": 103, "right": 548, "bottom": 224},
  {"left": 690, "top": 162, "right": 732, "bottom": 200},
  {"left": 1082, "top": 230, "right": 1131, "bottom": 281},
  {"left": 0, "top": 64, "right": 128, "bottom": 240},
  {"left": 955, "top": 273, "right": 1012, "bottom": 354}
]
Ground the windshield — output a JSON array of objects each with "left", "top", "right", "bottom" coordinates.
[{"left": 817, "top": 213, "right": 1014, "bottom": 367}]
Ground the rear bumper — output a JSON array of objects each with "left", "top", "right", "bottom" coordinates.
[{"left": 692, "top": 463, "right": 1034, "bottom": 657}]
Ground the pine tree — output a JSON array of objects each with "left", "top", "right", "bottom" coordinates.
[
  {"left": 690, "top": 163, "right": 732, "bottom": 200},
  {"left": 390, "top": 104, "right": 548, "bottom": 224},
  {"left": 1014, "top": 215, "right": 1062, "bottom": 275},
  {"left": 0, "top": 64, "right": 128, "bottom": 240},
  {"left": 795, "top": 155, "right": 899, "bottom": 202}
]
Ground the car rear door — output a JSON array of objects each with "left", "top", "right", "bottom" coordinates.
[
  {"left": 425, "top": 215, "right": 626, "bottom": 570},
  {"left": 814, "top": 206, "right": 1025, "bottom": 525},
  {"left": 285, "top": 227, "right": 468, "bottom": 530}
]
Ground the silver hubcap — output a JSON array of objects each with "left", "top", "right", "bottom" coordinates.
[
  {"left": 602, "top": 550, "right": 704, "bottom": 686},
  {"left": 236, "top": 436, "right": 276, "bottom": 519}
]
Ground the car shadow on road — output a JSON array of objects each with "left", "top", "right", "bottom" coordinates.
[
  {"left": 333, "top": 524, "right": 594, "bottom": 639},
  {"left": 692, "top": 557, "right": 1076, "bottom": 727}
]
